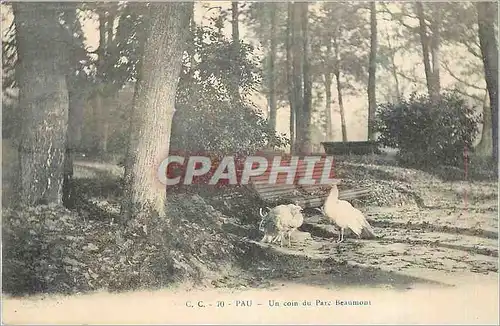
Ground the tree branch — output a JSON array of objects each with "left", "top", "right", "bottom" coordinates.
[{"left": 442, "top": 59, "right": 484, "bottom": 90}]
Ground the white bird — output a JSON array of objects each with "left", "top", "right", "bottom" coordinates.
[
  {"left": 315, "top": 183, "right": 375, "bottom": 243},
  {"left": 259, "top": 204, "right": 304, "bottom": 247}
]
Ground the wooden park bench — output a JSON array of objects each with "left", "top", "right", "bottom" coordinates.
[
  {"left": 246, "top": 151, "right": 370, "bottom": 209},
  {"left": 321, "top": 141, "right": 381, "bottom": 155}
]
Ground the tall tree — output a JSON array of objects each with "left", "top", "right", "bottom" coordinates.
[
  {"left": 121, "top": 3, "right": 193, "bottom": 222},
  {"left": 334, "top": 35, "right": 348, "bottom": 142},
  {"left": 61, "top": 4, "right": 92, "bottom": 208},
  {"left": 243, "top": 3, "right": 288, "bottom": 133},
  {"left": 94, "top": 4, "right": 118, "bottom": 155},
  {"left": 300, "top": 2, "right": 313, "bottom": 153},
  {"left": 385, "top": 33, "right": 402, "bottom": 102},
  {"left": 415, "top": 2, "right": 441, "bottom": 101},
  {"left": 231, "top": 1, "right": 240, "bottom": 99},
  {"left": 313, "top": 3, "right": 369, "bottom": 142},
  {"left": 477, "top": 1, "right": 498, "bottom": 162},
  {"left": 267, "top": 3, "right": 278, "bottom": 131},
  {"left": 323, "top": 41, "right": 334, "bottom": 140},
  {"left": 286, "top": 2, "right": 312, "bottom": 154},
  {"left": 367, "top": 1, "right": 378, "bottom": 141},
  {"left": 286, "top": 2, "right": 296, "bottom": 151},
  {"left": 13, "top": 3, "right": 69, "bottom": 206}
]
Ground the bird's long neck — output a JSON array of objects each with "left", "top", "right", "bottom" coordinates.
[{"left": 326, "top": 185, "right": 339, "bottom": 204}]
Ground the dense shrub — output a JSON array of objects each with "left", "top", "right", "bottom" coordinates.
[
  {"left": 375, "top": 92, "right": 480, "bottom": 167},
  {"left": 172, "top": 25, "right": 288, "bottom": 156}
]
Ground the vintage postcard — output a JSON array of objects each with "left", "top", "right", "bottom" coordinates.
[{"left": 2, "top": 0, "right": 499, "bottom": 324}]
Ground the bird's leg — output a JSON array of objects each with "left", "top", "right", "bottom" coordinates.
[
  {"left": 336, "top": 228, "right": 344, "bottom": 243},
  {"left": 288, "top": 231, "right": 292, "bottom": 247}
]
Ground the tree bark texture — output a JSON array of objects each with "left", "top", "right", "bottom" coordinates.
[
  {"left": 13, "top": 3, "right": 69, "bottom": 206},
  {"left": 477, "top": 2, "right": 499, "bottom": 163},
  {"left": 121, "top": 3, "right": 193, "bottom": 221}
]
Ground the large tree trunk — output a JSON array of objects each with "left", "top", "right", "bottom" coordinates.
[
  {"left": 13, "top": 3, "right": 69, "bottom": 206},
  {"left": 121, "top": 3, "right": 193, "bottom": 222},
  {"left": 268, "top": 3, "right": 278, "bottom": 131},
  {"left": 367, "top": 1, "right": 378, "bottom": 141},
  {"left": 416, "top": 2, "right": 440, "bottom": 102},
  {"left": 477, "top": 2, "right": 499, "bottom": 163}
]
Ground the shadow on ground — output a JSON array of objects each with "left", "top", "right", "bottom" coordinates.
[{"left": 226, "top": 241, "right": 448, "bottom": 292}]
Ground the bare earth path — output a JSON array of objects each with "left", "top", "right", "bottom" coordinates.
[{"left": 3, "top": 272, "right": 498, "bottom": 324}]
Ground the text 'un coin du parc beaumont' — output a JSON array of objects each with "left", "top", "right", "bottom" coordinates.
[{"left": 155, "top": 152, "right": 337, "bottom": 187}]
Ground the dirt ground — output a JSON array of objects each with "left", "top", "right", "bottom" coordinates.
[
  {"left": 3, "top": 273, "right": 499, "bottom": 324},
  {"left": 2, "top": 147, "right": 499, "bottom": 324}
]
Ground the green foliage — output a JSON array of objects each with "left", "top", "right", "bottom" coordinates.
[
  {"left": 375, "top": 92, "right": 480, "bottom": 167},
  {"left": 172, "top": 24, "right": 289, "bottom": 155},
  {"left": 111, "top": 4, "right": 148, "bottom": 88}
]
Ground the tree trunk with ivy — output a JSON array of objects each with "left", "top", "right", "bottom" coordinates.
[
  {"left": 121, "top": 3, "right": 193, "bottom": 224},
  {"left": 13, "top": 3, "right": 69, "bottom": 206}
]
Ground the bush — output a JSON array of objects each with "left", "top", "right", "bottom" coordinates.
[
  {"left": 171, "top": 25, "right": 288, "bottom": 156},
  {"left": 375, "top": 92, "right": 480, "bottom": 168}
]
